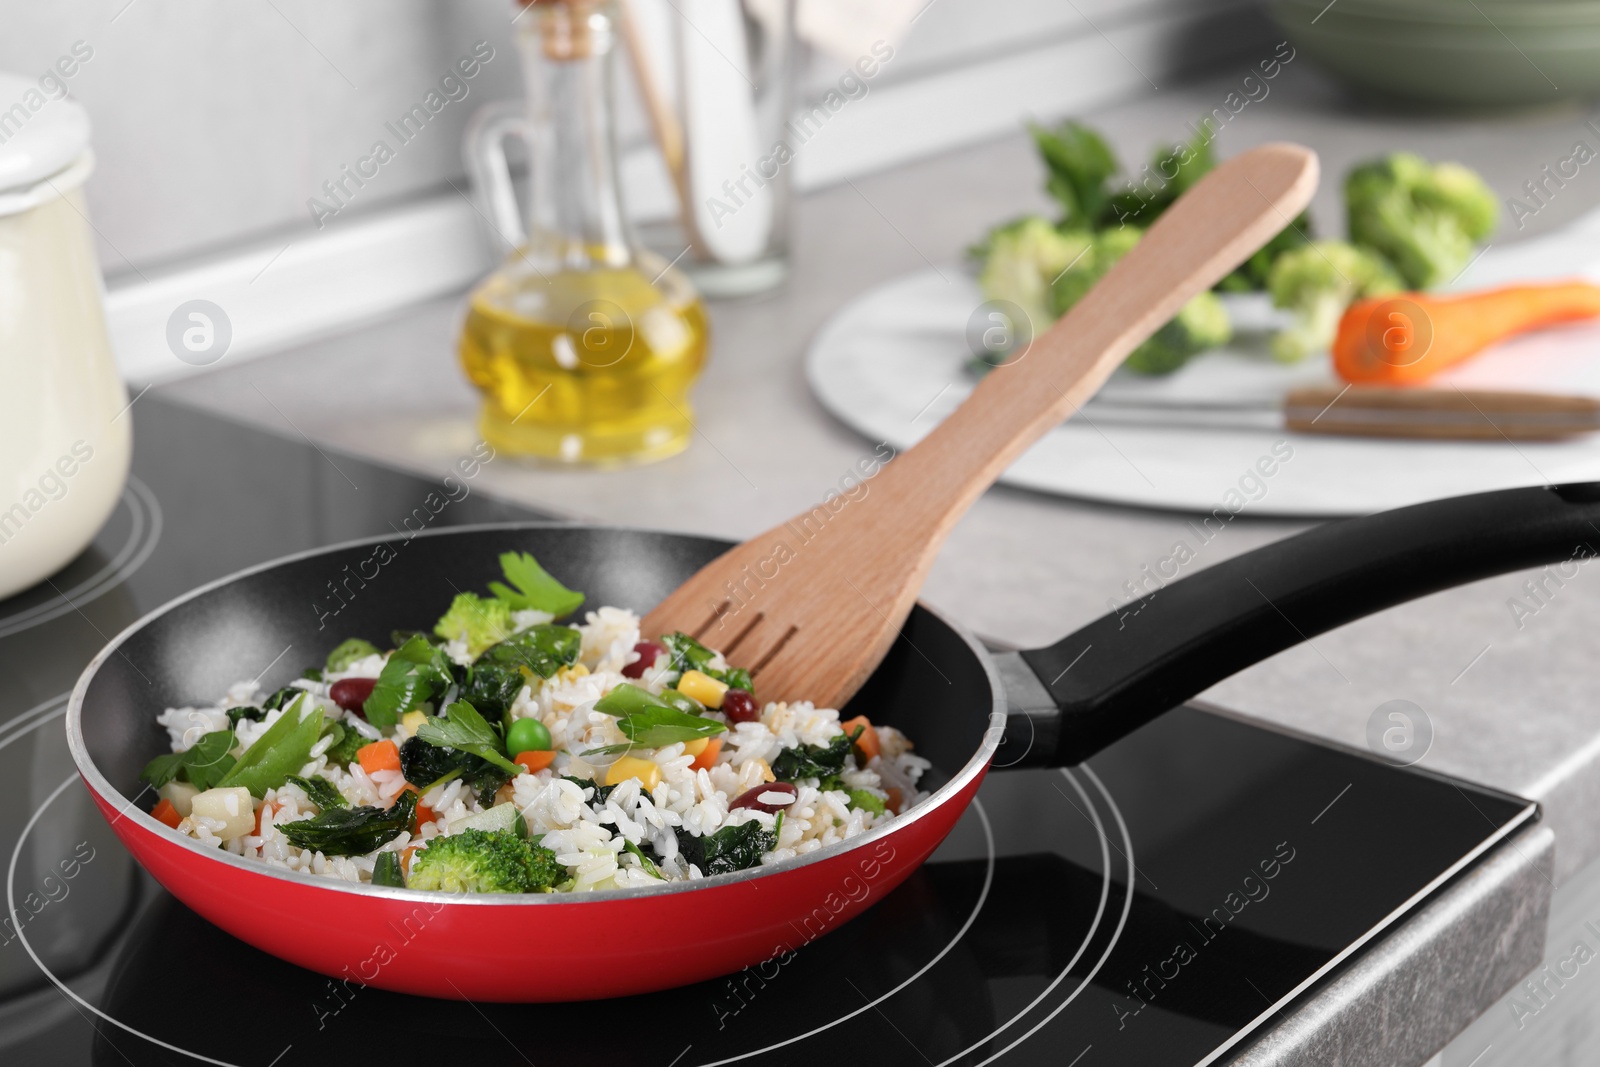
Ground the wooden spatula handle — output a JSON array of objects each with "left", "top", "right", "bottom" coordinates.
[
  {"left": 644, "top": 143, "right": 1319, "bottom": 710},
  {"left": 880, "top": 144, "right": 1319, "bottom": 535}
]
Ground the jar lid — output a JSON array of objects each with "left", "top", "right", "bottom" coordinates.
[{"left": 0, "top": 72, "right": 91, "bottom": 195}]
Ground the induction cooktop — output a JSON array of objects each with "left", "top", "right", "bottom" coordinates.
[{"left": 0, "top": 395, "right": 1535, "bottom": 1066}]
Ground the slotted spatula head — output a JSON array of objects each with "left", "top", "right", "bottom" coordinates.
[{"left": 645, "top": 143, "right": 1320, "bottom": 711}]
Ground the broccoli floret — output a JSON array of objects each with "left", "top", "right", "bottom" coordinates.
[
  {"left": 406, "top": 829, "right": 563, "bottom": 894},
  {"left": 1217, "top": 212, "right": 1313, "bottom": 293},
  {"left": 1048, "top": 227, "right": 1231, "bottom": 375},
  {"left": 975, "top": 217, "right": 1092, "bottom": 341},
  {"left": 1124, "top": 291, "right": 1232, "bottom": 375},
  {"left": 1345, "top": 154, "right": 1498, "bottom": 289},
  {"left": 1267, "top": 240, "right": 1403, "bottom": 363},
  {"left": 433, "top": 593, "right": 513, "bottom": 660}
]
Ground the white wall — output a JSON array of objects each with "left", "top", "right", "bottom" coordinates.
[{"left": 0, "top": 0, "right": 1275, "bottom": 377}]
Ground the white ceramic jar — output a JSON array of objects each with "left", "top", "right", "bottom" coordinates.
[{"left": 0, "top": 72, "right": 129, "bottom": 600}]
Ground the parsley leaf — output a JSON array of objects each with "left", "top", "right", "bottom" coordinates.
[
  {"left": 415, "top": 700, "right": 521, "bottom": 775},
  {"left": 488, "top": 551, "right": 585, "bottom": 617}
]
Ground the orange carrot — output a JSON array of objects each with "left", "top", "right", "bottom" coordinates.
[
  {"left": 1334, "top": 281, "right": 1600, "bottom": 385},
  {"left": 357, "top": 740, "right": 401, "bottom": 775},
  {"left": 152, "top": 798, "right": 182, "bottom": 829},
  {"left": 885, "top": 787, "right": 903, "bottom": 814},
  {"left": 514, "top": 749, "right": 557, "bottom": 773},
  {"left": 843, "top": 716, "right": 880, "bottom": 764},
  {"left": 412, "top": 802, "right": 434, "bottom": 834},
  {"left": 689, "top": 737, "right": 723, "bottom": 772}
]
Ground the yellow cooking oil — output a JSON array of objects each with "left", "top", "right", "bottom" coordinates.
[{"left": 459, "top": 259, "right": 709, "bottom": 464}]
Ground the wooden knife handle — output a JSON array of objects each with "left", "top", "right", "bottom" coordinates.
[{"left": 1286, "top": 386, "right": 1600, "bottom": 440}]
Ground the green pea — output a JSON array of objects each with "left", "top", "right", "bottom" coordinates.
[{"left": 506, "top": 717, "right": 552, "bottom": 754}]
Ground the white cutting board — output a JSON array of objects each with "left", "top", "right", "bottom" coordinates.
[{"left": 805, "top": 210, "right": 1600, "bottom": 517}]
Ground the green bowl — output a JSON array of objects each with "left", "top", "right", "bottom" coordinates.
[{"left": 1269, "top": 0, "right": 1600, "bottom": 108}]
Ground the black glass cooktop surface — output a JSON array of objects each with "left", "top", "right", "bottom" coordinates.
[{"left": 0, "top": 396, "right": 1535, "bottom": 1066}]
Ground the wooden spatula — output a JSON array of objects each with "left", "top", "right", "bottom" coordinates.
[{"left": 645, "top": 143, "right": 1320, "bottom": 709}]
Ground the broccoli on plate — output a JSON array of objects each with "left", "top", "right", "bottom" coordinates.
[
  {"left": 1345, "top": 153, "right": 1498, "bottom": 290},
  {"left": 974, "top": 217, "right": 1091, "bottom": 341},
  {"left": 1266, "top": 240, "right": 1403, "bottom": 363},
  {"left": 1049, "top": 228, "right": 1232, "bottom": 375}
]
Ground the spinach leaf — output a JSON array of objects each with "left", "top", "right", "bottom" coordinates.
[
  {"left": 415, "top": 700, "right": 520, "bottom": 775},
  {"left": 301, "top": 667, "right": 324, "bottom": 683},
  {"left": 399, "top": 736, "right": 513, "bottom": 808},
  {"left": 217, "top": 696, "right": 326, "bottom": 798},
  {"left": 584, "top": 705, "right": 726, "bottom": 756},
  {"left": 677, "top": 820, "right": 775, "bottom": 876},
  {"left": 623, "top": 839, "right": 664, "bottom": 879},
  {"left": 225, "top": 706, "right": 261, "bottom": 727},
  {"left": 279, "top": 791, "right": 416, "bottom": 856},
  {"left": 363, "top": 635, "right": 454, "bottom": 729},
  {"left": 460, "top": 662, "right": 525, "bottom": 724},
  {"left": 561, "top": 775, "right": 621, "bottom": 804},
  {"left": 771, "top": 729, "right": 859, "bottom": 784},
  {"left": 287, "top": 775, "right": 347, "bottom": 810},
  {"left": 325, "top": 637, "right": 380, "bottom": 673},
  {"left": 371, "top": 851, "right": 405, "bottom": 887},
  {"left": 480, "top": 625, "right": 582, "bottom": 680},
  {"left": 140, "top": 729, "right": 237, "bottom": 791},
  {"left": 488, "top": 551, "right": 585, "bottom": 617},
  {"left": 661, "top": 632, "right": 753, "bottom": 693},
  {"left": 260, "top": 686, "right": 301, "bottom": 712}
]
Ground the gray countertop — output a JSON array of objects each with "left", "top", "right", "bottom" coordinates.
[{"left": 162, "top": 64, "right": 1600, "bottom": 886}]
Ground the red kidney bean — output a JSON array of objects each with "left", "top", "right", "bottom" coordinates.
[
  {"left": 622, "top": 641, "right": 667, "bottom": 679},
  {"left": 729, "top": 781, "right": 798, "bottom": 813},
  {"left": 722, "top": 688, "right": 759, "bottom": 723},
  {"left": 329, "top": 677, "right": 377, "bottom": 715}
]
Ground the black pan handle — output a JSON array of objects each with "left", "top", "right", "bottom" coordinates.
[{"left": 1022, "top": 482, "right": 1600, "bottom": 765}]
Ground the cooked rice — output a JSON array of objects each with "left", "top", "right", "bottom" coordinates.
[{"left": 153, "top": 606, "right": 928, "bottom": 892}]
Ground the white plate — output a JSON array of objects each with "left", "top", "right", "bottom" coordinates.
[{"left": 805, "top": 214, "right": 1600, "bottom": 517}]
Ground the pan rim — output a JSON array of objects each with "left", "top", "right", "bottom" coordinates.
[{"left": 66, "top": 520, "right": 1004, "bottom": 906}]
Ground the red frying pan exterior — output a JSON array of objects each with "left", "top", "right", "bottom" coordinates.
[
  {"left": 80, "top": 763, "right": 990, "bottom": 1001},
  {"left": 66, "top": 524, "right": 1002, "bottom": 1000}
]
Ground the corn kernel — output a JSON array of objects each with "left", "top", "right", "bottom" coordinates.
[
  {"left": 682, "top": 738, "right": 710, "bottom": 758},
  {"left": 605, "top": 756, "right": 662, "bottom": 792},
  {"left": 400, "top": 710, "right": 428, "bottom": 737},
  {"left": 559, "top": 663, "right": 590, "bottom": 680},
  {"left": 678, "top": 669, "right": 728, "bottom": 709}
]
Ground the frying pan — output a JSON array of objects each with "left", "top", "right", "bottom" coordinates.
[{"left": 66, "top": 482, "right": 1598, "bottom": 1001}]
